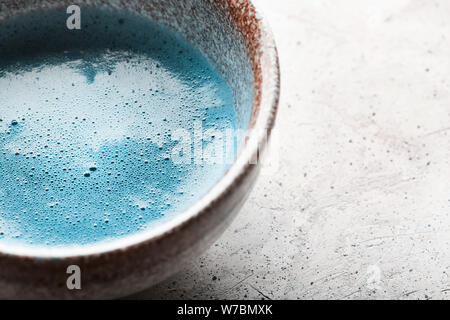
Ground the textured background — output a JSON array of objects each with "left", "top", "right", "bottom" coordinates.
[{"left": 133, "top": 0, "right": 450, "bottom": 299}]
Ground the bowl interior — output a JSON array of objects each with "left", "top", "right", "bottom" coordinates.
[{"left": 0, "top": 0, "right": 262, "bottom": 256}]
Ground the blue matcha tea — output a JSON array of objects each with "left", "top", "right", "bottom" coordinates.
[{"left": 0, "top": 7, "right": 237, "bottom": 248}]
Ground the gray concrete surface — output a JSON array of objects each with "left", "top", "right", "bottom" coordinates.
[{"left": 132, "top": 0, "right": 450, "bottom": 299}]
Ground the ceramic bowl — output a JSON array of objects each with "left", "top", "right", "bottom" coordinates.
[{"left": 0, "top": 0, "right": 279, "bottom": 299}]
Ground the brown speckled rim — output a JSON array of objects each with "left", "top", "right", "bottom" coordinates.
[{"left": 0, "top": 0, "right": 280, "bottom": 259}]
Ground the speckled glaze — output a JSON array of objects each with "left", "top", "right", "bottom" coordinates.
[{"left": 0, "top": 0, "right": 279, "bottom": 299}]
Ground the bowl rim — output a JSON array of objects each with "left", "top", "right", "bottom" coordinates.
[{"left": 0, "top": 0, "right": 280, "bottom": 260}]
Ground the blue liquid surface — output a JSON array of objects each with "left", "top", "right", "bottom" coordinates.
[{"left": 0, "top": 7, "right": 237, "bottom": 248}]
